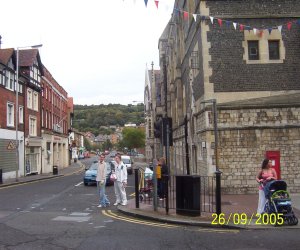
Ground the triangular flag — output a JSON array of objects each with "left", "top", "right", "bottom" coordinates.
[
  {"left": 183, "top": 11, "right": 189, "bottom": 20},
  {"left": 201, "top": 15, "right": 206, "bottom": 21},
  {"left": 174, "top": 8, "right": 180, "bottom": 16},
  {"left": 154, "top": 0, "right": 159, "bottom": 9},
  {"left": 297, "top": 19, "right": 300, "bottom": 25},
  {"left": 226, "top": 21, "right": 231, "bottom": 28},
  {"left": 253, "top": 28, "right": 257, "bottom": 35},
  {"left": 210, "top": 16, "right": 214, "bottom": 24},
  {"left": 278, "top": 25, "right": 283, "bottom": 33},
  {"left": 193, "top": 14, "right": 197, "bottom": 22},
  {"left": 268, "top": 28, "right": 272, "bottom": 34},
  {"left": 287, "top": 22, "right": 292, "bottom": 30},
  {"left": 233, "top": 22, "right": 237, "bottom": 30},
  {"left": 259, "top": 30, "right": 263, "bottom": 37},
  {"left": 240, "top": 24, "right": 244, "bottom": 31},
  {"left": 144, "top": 0, "right": 148, "bottom": 7},
  {"left": 217, "top": 19, "right": 222, "bottom": 27}
]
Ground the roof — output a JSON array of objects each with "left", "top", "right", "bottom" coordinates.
[
  {"left": 0, "top": 48, "right": 14, "bottom": 65},
  {"left": 219, "top": 92, "right": 300, "bottom": 109},
  {"left": 19, "top": 49, "right": 44, "bottom": 75}
]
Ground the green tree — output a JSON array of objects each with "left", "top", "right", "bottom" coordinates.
[{"left": 121, "top": 127, "right": 145, "bottom": 151}]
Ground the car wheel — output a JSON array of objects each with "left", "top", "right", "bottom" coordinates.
[{"left": 84, "top": 182, "right": 88, "bottom": 186}]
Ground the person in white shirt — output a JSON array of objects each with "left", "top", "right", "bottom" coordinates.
[
  {"left": 113, "top": 154, "right": 127, "bottom": 206},
  {"left": 96, "top": 154, "right": 110, "bottom": 208}
]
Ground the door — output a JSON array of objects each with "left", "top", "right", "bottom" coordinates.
[{"left": 266, "top": 151, "right": 281, "bottom": 180}]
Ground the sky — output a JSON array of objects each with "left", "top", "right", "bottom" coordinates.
[{"left": 0, "top": 0, "right": 175, "bottom": 105}]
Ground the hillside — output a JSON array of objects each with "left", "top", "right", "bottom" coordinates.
[{"left": 73, "top": 103, "right": 144, "bottom": 135}]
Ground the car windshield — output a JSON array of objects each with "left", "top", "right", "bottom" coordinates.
[
  {"left": 122, "top": 158, "right": 131, "bottom": 164},
  {"left": 88, "top": 162, "right": 111, "bottom": 172},
  {"left": 89, "top": 163, "right": 98, "bottom": 171}
]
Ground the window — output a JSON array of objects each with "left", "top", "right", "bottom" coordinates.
[
  {"left": 7, "top": 102, "right": 14, "bottom": 127},
  {"left": 248, "top": 41, "right": 259, "bottom": 60},
  {"left": 29, "top": 116, "right": 37, "bottom": 136},
  {"left": 269, "top": 40, "right": 280, "bottom": 60},
  {"left": 33, "top": 92, "right": 38, "bottom": 111},
  {"left": 19, "top": 106, "right": 24, "bottom": 124},
  {"left": 27, "top": 89, "right": 33, "bottom": 109},
  {"left": 190, "top": 51, "right": 199, "bottom": 69},
  {"left": 42, "top": 108, "right": 44, "bottom": 127}
]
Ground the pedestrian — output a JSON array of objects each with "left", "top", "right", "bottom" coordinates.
[
  {"left": 113, "top": 154, "right": 128, "bottom": 206},
  {"left": 157, "top": 157, "right": 168, "bottom": 199},
  {"left": 256, "top": 158, "right": 277, "bottom": 214},
  {"left": 96, "top": 153, "right": 110, "bottom": 208}
]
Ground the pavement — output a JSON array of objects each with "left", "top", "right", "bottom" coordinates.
[{"left": 1, "top": 162, "right": 299, "bottom": 229}]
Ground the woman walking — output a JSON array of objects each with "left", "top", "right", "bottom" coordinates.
[{"left": 256, "top": 158, "right": 277, "bottom": 214}]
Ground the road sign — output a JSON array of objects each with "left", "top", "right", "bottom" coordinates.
[{"left": 7, "top": 141, "right": 16, "bottom": 150}]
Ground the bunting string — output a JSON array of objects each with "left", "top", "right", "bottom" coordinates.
[{"left": 173, "top": 7, "right": 299, "bottom": 35}]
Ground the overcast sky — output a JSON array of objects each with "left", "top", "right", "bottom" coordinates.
[{"left": 0, "top": 0, "right": 175, "bottom": 105}]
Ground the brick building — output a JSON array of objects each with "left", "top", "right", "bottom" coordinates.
[
  {"left": 155, "top": 0, "right": 300, "bottom": 193},
  {"left": 41, "top": 66, "right": 69, "bottom": 174},
  {"left": 0, "top": 48, "right": 24, "bottom": 179}
]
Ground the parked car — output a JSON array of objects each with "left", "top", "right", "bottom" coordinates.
[
  {"left": 78, "top": 152, "right": 85, "bottom": 160},
  {"left": 121, "top": 155, "right": 133, "bottom": 175},
  {"left": 83, "top": 161, "right": 113, "bottom": 186}
]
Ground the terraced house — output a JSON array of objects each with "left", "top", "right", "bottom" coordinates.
[
  {"left": 0, "top": 43, "right": 73, "bottom": 182},
  {"left": 155, "top": 0, "right": 300, "bottom": 193}
]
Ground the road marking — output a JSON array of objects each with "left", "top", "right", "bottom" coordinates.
[
  {"left": 70, "top": 212, "right": 90, "bottom": 216},
  {"left": 75, "top": 182, "right": 83, "bottom": 187},
  {"left": 52, "top": 216, "right": 91, "bottom": 222},
  {"left": 102, "top": 210, "right": 239, "bottom": 234},
  {"left": 102, "top": 210, "right": 179, "bottom": 228}
]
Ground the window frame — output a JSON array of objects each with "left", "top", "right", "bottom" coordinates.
[
  {"left": 29, "top": 115, "right": 37, "bottom": 136},
  {"left": 7, "top": 102, "right": 14, "bottom": 127},
  {"left": 268, "top": 40, "right": 280, "bottom": 60}
]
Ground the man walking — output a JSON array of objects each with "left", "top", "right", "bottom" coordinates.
[
  {"left": 96, "top": 153, "right": 110, "bottom": 207},
  {"left": 113, "top": 154, "right": 127, "bottom": 206}
]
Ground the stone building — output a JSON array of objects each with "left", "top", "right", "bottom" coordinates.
[{"left": 156, "top": 0, "right": 300, "bottom": 193}]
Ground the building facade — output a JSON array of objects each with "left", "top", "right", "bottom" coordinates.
[
  {"left": 154, "top": 0, "right": 300, "bottom": 193},
  {"left": 41, "top": 66, "right": 69, "bottom": 174}
]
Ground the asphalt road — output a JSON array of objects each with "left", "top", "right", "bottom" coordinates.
[{"left": 0, "top": 158, "right": 299, "bottom": 250}]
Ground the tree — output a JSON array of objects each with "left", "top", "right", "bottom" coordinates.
[{"left": 121, "top": 127, "right": 145, "bottom": 151}]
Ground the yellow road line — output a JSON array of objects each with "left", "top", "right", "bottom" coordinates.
[{"left": 102, "top": 210, "right": 179, "bottom": 228}]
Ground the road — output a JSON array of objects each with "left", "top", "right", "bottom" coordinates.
[{"left": 0, "top": 157, "right": 299, "bottom": 250}]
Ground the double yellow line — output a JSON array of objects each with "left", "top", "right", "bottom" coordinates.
[
  {"left": 102, "top": 210, "right": 240, "bottom": 234},
  {"left": 102, "top": 210, "right": 179, "bottom": 228}
]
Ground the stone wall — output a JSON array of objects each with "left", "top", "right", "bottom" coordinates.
[{"left": 213, "top": 106, "right": 300, "bottom": 194}]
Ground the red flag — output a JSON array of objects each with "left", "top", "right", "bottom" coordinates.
[
  {"left": 259, "top": 30, "right": 263, "bottom": 37},
  {"left": 217, "top": 19, "right": 222, "bottom": 27},
  {"left": 183, "top": 11, "right": 189, "bottom": 20},
  {"left": 155, "top": 0, "right": 159, "bottom": 9},
  {"left": 240, "top": 24, "right": 244, "bottom": 31},
  {"left": 287, "top": 22, "right": 292, "bottom": 30}
]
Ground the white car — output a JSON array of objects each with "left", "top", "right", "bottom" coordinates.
[{"left": 121, "top": 155, "right": 133, "bottom": 175}]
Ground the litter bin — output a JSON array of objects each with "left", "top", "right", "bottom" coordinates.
[
  {"left": 53, "top": 165, "right": 58, "bottom": 175},
  {"left": 176, "top": 175, "right": 200, "bottom": 216},
  {"left": 0, "top": 169, "right": 2, "bottom": 184}
]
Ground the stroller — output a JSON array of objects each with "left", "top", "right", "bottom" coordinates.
[
  {"left": 139, "top": 167, "right": 153, "bottom": 202},
  {"left": 264, "top": 180, "right": 298, "bottom": 226}
]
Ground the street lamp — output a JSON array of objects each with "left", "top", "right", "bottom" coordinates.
[
  {"left": 201, "top": 99, "right": 222, "bottom": 215},
  {"left": 15, "top": 44, "right": 43, "bottom": 181}
]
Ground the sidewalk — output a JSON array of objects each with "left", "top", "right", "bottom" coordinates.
[
  {"left": 0, "top": 161, "right": 85, "bottom": 187},
  {"left": 118, "top": 193, "right": 300, "bottom": 229}
]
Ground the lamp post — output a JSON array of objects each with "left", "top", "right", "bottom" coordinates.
[
  {"left": 201, "top": 99, "right": 222, "bottom": 215},
  {"left": 15, "top": 44, "right": 42, "bottom": 181}
]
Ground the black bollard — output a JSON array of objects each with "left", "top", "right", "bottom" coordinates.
[
  {"left": 134, "top": 168, "right": 139, "bottom": 208},
  {"left": 215, "top": 170, "right": 222, "bottom": 215}
]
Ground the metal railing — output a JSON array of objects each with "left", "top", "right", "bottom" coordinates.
[{"left": 135, "top": 168, "right": 217, "bottom": 215}]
